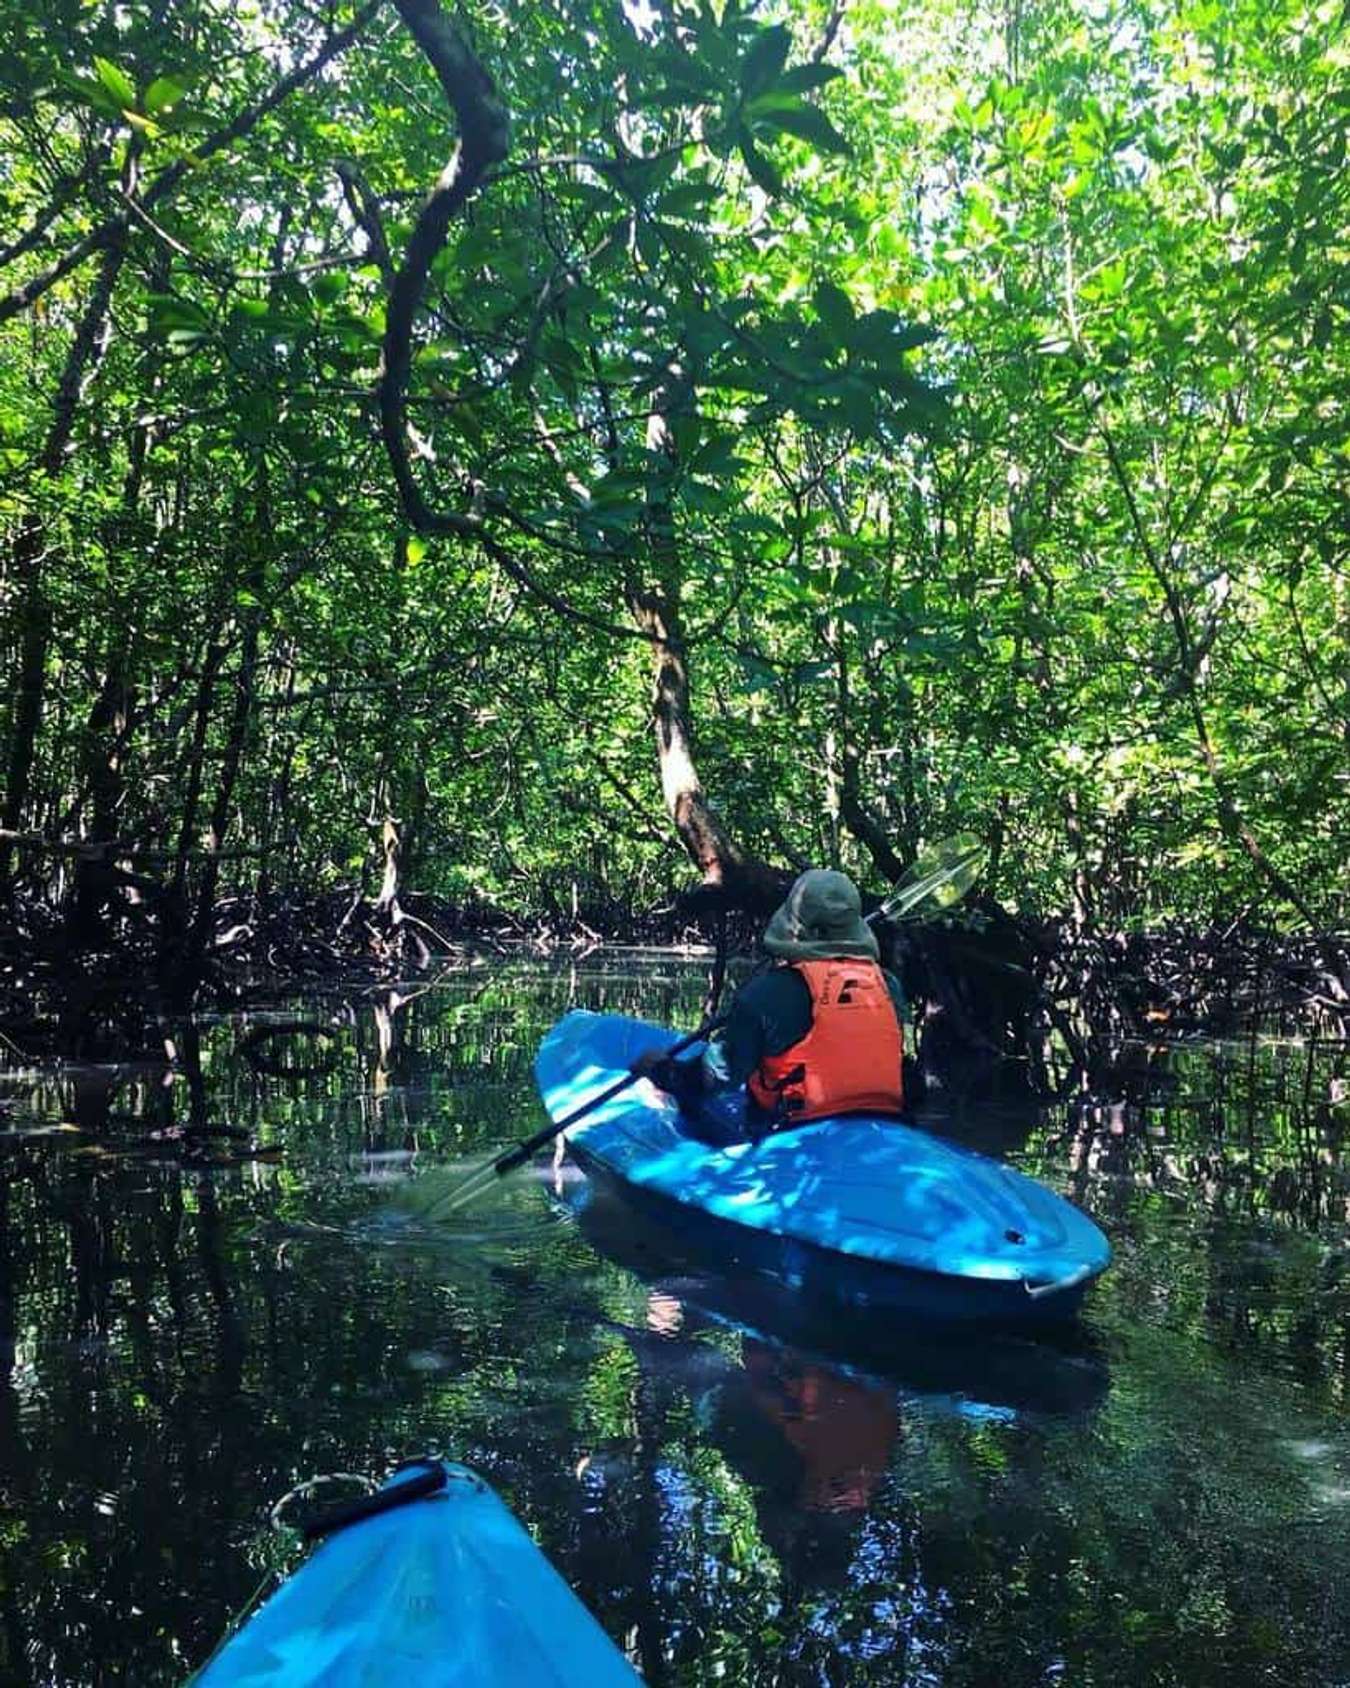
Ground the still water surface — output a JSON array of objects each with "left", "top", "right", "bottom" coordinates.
[{"left": 1, "top": 957, "right": 1347, "bottom": 1686}]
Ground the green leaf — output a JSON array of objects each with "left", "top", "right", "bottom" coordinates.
[
  {"left": 145, "top": 74, "right": 190, "bottom": 116},
  {"left": 777, "top": 64, "right": 844, "bottom": 95},
  {"left": 754, "top": 102, "right": 850, "bottom": 156},
  {"left": 735, "top": 653, "right": 779, "bottom": 695},
  {"left": 690, "top": 435, "right": 747, "bottom": 476},
  {"left": 93, "top": 56, "right": 137, "bottom": 111},
  {"left": 406, "top": 535, "right": 428, "bottom": 565},
  {"left": 636, "top": 220, "right": 664, "bottom": 269},
  {"left": 813, "top": 281, "right": 854, "bottom": 341},
  {"left": 648, "top": 44, "right": 720, "bottom": 105},
  {"left": 836, "top": 376, "right": 876, "bottom": 435},
  {"left": 654, "top": 220, "right": 712, "bottom": 269},
  {"left": 311, "top": 270, "right": 346, "bottom": 306},
  {"left": 671, "top": 412, "right": 702, "bottom": 458},
  {"left": 657, "top": 181, "right": 720, "bottom": 220},
  {"left": 1092, "top": 257, "right": 1128, "bottom": 300},
  {"left": 739, "top": 25, "right": 791, "bottom": 99},
  {"left": 746, "top": 90, "right": 820, "bottom": 117},
  {"left": 852, "top": 310, "right": 938, "bottom": 357},
  {"left": 146, "top": 292, "right": 210, "bottom": 333},
  {"left": 795, "top": 660, "right": 833, "bottom": 686},
  {"left": 606, "top": 150, "right": 680, "bottom": 205},
  {"left": 738, "top": 131, "right": 783, "bottom": 197},
  {"left": 967, "top": 192, "right": 1001, "bottom": 236},
  {"left": 59, "top": 69, "right": 122, "bottom": 117}
]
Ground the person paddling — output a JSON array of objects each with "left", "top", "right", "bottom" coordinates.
[{"left": 637, "top": 869, "right": 907, "bottom": 1137}]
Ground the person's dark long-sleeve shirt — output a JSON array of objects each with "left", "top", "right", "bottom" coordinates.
[
  {"left": 654, "top": 962, "right": 907, "bottom": 1139},
  {"left": 710, "top": 963, "right": 908, "bottom": 1086}
]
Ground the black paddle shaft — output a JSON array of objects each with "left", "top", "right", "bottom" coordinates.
[{"left": 494, "top": 1020, "right": 720, "bottom": 1177}]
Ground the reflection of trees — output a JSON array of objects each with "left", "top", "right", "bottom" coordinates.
[
  {"left": 0, "top": 972, "right": 1346, "bottom": 1684},
  {"left": 1014, "top": 1034, "right": 1349, "bottom": 1407}
]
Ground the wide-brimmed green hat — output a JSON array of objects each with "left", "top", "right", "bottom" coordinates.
[{"left": 762, "top": 869, "right": 878, "bottom": 962}]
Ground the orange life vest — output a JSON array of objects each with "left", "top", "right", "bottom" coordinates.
[{"left": 747, "top": 959, "right": 904, "bottom": 1123}]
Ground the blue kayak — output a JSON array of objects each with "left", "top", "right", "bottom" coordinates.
[
  {"left": 190, "top": 1460, "right": 641, "bottom": 1686},
  {"left": 536, "top": 1011, "right": 1111, "bottom": 1324}
]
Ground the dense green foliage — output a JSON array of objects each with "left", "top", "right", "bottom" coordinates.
[{"left": 1, "top": 0, "right": 1345, "bottom": 932}]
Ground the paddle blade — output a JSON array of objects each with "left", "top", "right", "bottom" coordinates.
[
  {"left": 880, "top": 833, "right": 986, "bottom": 922},
  {"left": 401, "top": 1158, "right": 502, "bottom": 1222}
]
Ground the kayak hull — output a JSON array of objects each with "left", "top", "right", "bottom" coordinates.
[
  {"left": 570, "top": 1137, "right": 1094, "bottom": 1324},
  {"left": 537, "top": 1011, "right": 1110, "bottom": 1327},
  {"left": 190, "top": 1461, "right": 640, "bottom": 1687}
]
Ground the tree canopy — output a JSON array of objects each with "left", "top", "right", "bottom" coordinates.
[{"left": 1, "top": 0, "right": 1345, "bottom": 960}]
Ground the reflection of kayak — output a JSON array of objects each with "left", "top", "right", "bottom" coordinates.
[
  {"left": 537, "top": 1011, "right": 1111, "bottom": 1325},
  {"left": 576, "top": 1190, "right": 1111, "bottom": 1423},
  {"left": 189, "top": 1460, "right": 640, "bottom": 1686}
]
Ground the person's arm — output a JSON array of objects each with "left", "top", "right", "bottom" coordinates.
[
  {"left": 632, "top": 981, "right": 771, "bottom": 1103},
  {"left": 714, "top": 986, "right": 770, "bottom": 1087},
  {"left": 630, "top": 1044, "right": 706, "bottom": 1106}
]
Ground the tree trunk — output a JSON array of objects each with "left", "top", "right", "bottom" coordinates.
[
  {"left": 67, "top": 409, "right": 156, "bottom": 948},
  {"left": 65, "top": 659, "right": 134, "bottom": 949},
  {"left": 374, "top": 816, "right": 403, "bottom": 917},
  {"left": 627, "top": 582, "right": 747, "bottom": 887},
  {"left": 180, "top": 529, "right": 265, "bottom": 993},
  {"left": 629, "top": 361, "right": 783, "bottom": 913},
  {"left": 1, "top": 231, "right": 127, "bottom": 882}
]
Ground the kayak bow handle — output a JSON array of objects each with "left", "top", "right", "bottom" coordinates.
[{"left": 1023, "top": 1263, "right": 1093, "bottom": 1301}]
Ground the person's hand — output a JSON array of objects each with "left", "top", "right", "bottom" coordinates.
[{"left": 630, "top": 1049, "right": 675, "bottom": 1087}]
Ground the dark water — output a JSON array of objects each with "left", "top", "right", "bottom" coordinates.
[{"left": 1, "top": 957, "right": 1347, "bottom": 1687}]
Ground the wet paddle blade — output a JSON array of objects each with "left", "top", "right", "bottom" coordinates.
[
  {"left": 408, "top": 1158, "right": 503, "bottom": 1220},
  {"left": 877, "top": 834, "right": 986, "bottom": 923}
]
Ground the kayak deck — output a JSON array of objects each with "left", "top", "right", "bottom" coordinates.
[
  {"left": 536, "top": 1011, "right": 1110, "bottom": 1324},
  {"left": 190, "top": 1460, "right": 640, "bottom": 1686}
]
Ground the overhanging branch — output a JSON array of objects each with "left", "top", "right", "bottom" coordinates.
[
  {"left": 378, "top": 0, "right": 510, "bottom": 529},
  {"left": 375, "top": 0, "right": 644, "bottom": 644},
  {"left": 0, "top": 1, "right": 383, "bottom": 325}
]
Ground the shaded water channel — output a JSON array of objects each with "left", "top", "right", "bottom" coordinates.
[{"left": 1, "top": 956, "right": 1348, "bottom": 1686}]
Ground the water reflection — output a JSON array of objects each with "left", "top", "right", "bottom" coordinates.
[
  {"left": 571, "top": 1187, "right": 1112, "bottom": 1423},
  {"left": 0, "top": 960, "right": 1346, "bottom": 1686}
]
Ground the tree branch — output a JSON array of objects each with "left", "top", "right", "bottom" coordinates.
[
  {"left": 378, "top": 0, "right": 510, "bottom": 529},
  {"left": 809, "top": 3, "right": 847, "bottom": 62},
  {"left": 336, "top": 160, "right": 395, "bottom": 283},
  {"left": 372, "top": 3, "right": 649, "bottom": 643},
  {"left": 0, "top": 145, "right": 110, "bottom": 271},
  {"left": 0, "top": 1, "right": 382, "bottom": 325}
]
